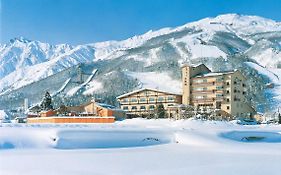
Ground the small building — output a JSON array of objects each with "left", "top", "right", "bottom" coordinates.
[
  {"left": 117, "top": 88, "right": 182, "bottom": 118},
  {"left": 14, "top": 117, "right": 27, "bottom": 123}
]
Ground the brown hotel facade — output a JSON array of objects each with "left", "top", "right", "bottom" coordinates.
[
  {"left": 117, "top": 64, "right": 255, "bottom": 118},
  {"left": 117, "top": 88, "right": 182, "bottom": 117}
]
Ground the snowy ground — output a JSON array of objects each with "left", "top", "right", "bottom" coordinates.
[{"left": 1, "top": 119, "right": 281, "bottom": 175}]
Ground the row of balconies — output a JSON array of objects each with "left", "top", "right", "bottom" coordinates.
[
  {"left": 191, "top": 80, "right": 246, "bottom": 88},
  {"left": 191, "top": 97, "right": 225, "bottom": 103},
  {"left": 191, "top": 96, "right": 245, "bottom": 103},
  {"left": 192, "top": 89, "right": 228, "bottom": 94},
  {"left": 191, "top": 81, "right": 225, "bottom": 86},
  {"left": 191, "top": 88, "right": 246, "bottom": 95},
  {"left": 191, "top": 89, "right": 246, "bottom": 95}
]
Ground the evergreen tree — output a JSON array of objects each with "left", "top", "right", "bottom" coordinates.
[
  {"left": 155, "top": 103, "right": 166, "bottom": 119},
  {"left": 40, "top": 91, "right": 53, "bottom": 110}
]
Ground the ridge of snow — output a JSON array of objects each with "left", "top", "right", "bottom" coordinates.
[{"left": 0, "top": 14, "right": 281, "bottom": 94}]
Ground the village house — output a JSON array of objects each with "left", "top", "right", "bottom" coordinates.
[
  {"left": 182, "top": 63, "right": 255, "bottom": 117},
  {"left": 117, "top": 88, "right": 182, "bottom": 118}
]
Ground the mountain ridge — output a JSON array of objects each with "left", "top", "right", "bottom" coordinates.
[{"left": 1, "top": 13, "right": 281, "bottom": 111}]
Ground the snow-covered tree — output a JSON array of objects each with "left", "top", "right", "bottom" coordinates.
[
  {"left": 40, "top": 91, "right": 53, "bottom": 110},
  {"left": 156, "top": 103, "right": 166, "bottom": 119}
]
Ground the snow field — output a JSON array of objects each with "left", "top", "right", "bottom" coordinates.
[
  {"left": 2, "top": 119, "right": 281, "bottom": 150},
  {"left": 2, "top": 119, "right": 281, "bottom": 175}
]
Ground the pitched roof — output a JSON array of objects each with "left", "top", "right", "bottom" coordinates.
[
  {"left": 116, "top": 88, "right": 181, "bottom": 99},
  {"left": 96, "top": 103, "right": 116, "bottom": 109}
]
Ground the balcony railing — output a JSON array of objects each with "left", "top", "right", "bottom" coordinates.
[
  {"left": 192, "top": 90, "right": 215, "bottom": 94},
  {"left": 191, "top": 82, "right": 215, "bottom": 86},
  {"left": 191, "top": 97, "right": 225, "bottom": 103}
]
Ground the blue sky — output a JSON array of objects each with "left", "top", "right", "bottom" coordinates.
[{"left": 1, "top": 0, "right": 281, "bottom": 45}]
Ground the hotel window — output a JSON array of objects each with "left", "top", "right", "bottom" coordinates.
[
  {"left": 149, "top": 97, "right": 155, "bottom": 102},
  {"left": 194, "top": 87, "right": 207, "bottom": 91},
  {"left": 130, "top": 98, "right": 138, "bottom": 102},
  {"left": 140, "top": 97, "right": 146, "bottom": 102},
  {"left": 216, "top": 77, "right": 223, "bottom": 82},
  {"left": 122, "top": 98, "right": 129, "bottom": 102},
  {"left": 145, "top": 91, "right": 151, "bottom": 96},
  {"left": 158, "top": 97, "right": 164, "bottom": 102},
  {"left": 140, "top": 106, "right": 146, "bottom": 110},
  {"left": 194, "top": 79, "right": 206, "bottom": 83},
  {"left": 216, "top": 94, "right": 223, "bottom": 98},
  {"left": 131, "top": 106, "right": 137, "bottom": 110},
  {"left": 149, "top": 105, "right": 155, "bottom": 110},
  {"left": 195, "top": 96, "right": 206, "bottom": 99},
  {"left": 122, "top": 106, "right": 128, "bottom": 111},
  {"left": 216, "top": 86, "right": 223, "bottom": 90},
  {"left": 167, "top": 96, "right": 174, "bottom": 101}
]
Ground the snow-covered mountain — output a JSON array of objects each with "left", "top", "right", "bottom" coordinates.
[{"left": 1, "top": 14, "right": 281, "bottom": 111}]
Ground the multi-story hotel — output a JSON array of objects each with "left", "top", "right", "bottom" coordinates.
[
  {"left": 182, "top": 63, "right": 255, "bottom": 117},
  {"left": 117, "top": 88, "right": 182, "bottom": 117}
]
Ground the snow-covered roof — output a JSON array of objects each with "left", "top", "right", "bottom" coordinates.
[
  {"left": 117, "top": 88, "right": 182, "bottom": 99},
  {"left": 194, "top": 70, "right": 235, "bottom": 78},
  {"left": 96, "top": 103, "right": 116, "bottom": 110}
]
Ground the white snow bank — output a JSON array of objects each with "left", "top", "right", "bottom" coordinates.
[
  {"left": 0, "top": 128, "right": 55, "bottom": 149},
  {"left": 54, "top": 129, "right": 174, "bottom": 149}
]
